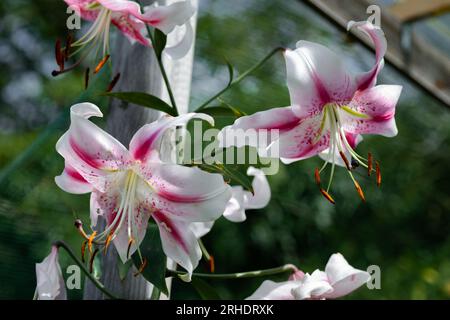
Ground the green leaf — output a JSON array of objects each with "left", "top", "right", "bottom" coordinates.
[
  {"left": 154, "top": 28, "right": 167, "bottom": 59},
  {"left": 104, "top": 92, "right": 177, "bottom": 116},
  {"left": 132, "top": 224, "right": 168, "bottom": 295},
  {"left": 191, "top": 278, "right": 222, "bottom": 300},
  {"left": 117, "top": 258, "right": 133, "bottom": 281},
  {"left": 225, "top": 58, "right": 234, "bottom": 87}
]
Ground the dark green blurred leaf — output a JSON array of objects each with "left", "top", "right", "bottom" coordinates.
[
  {"left": 132, "top": 224, "right": 168, "bottom": 295},
  {"left": 191, "top": 278, "right": 222, "bottom": 300},
  {"left": 104, "top": 92, "right": 177, "bottom": 116}
]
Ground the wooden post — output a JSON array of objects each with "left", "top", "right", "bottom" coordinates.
[{"left": 83, "top": 0, "right": 197, "bottom": 299}]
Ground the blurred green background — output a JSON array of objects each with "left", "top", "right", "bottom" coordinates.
[{"left": 0, "top": 0, "right": 449, "bottom": 299}]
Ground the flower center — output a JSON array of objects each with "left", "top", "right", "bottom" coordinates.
[{"left": 314, "top": 103, "right": 381, "bottom": 203}]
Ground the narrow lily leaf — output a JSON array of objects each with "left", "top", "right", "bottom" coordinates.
[
  {"left": 117, "top": 258, "right": 133, "bottom": 281},
  {"left": 132, "top": 224, "right": 168, "bottom": 295},
  {"left": 104, "top": 92, "right": 177, "bottom": 116},
  {"left": 225, "top": 58, "right": 234, "bottom": 87},
  {"left": 191, "top": 278, "right": 222, "bottom": 300},
  {"left": 154, "top": 28, "right": 167, "bottom": 59}
]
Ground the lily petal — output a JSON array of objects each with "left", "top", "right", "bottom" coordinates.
[
  {"left": 324, "top": 253, "right": 370, "bottom": 299},
  {"left": 190, "top": 221, "right": 214, "bottom": 239},
  {"left": 286, "top": 43, "right": 356, "bottom": 118},
  {"left": 111, "top": 12, "right": 150, "bottom": 46},
  {"left": 342, "top": 85, "right": 402, "bottom": 137},
  {"left": 55, "top": 161, "right": 93, "bottom": 194},
  {"left": 246, "top": 280, "right": 299, "bottom": 300},
  {"left": 165, "top": 21, "right": 194, "bottom": 59},
  {"left": 291, "top": 270, "right": 333, "bottom": 300},
  {"left": 348, "top": 21, "right": 387, "bottom": 91},
  {"left": 278, "top": 115, "right": 330, "bottom": 164},
  {"left": 153, "top": 210, "right": 202, "bottom": 278},
  {"left": 64, "top": 0, "right": 100, "bottom": 21},
  {"left": 222, "top": 186, "right": 246, "bottom": 222},
  {"left": 130, "top": 113, "right": 213, "bottom": 163},
  {"left": 244, "top": 167, "right": 271, "bottom": 209},
  {"left": 218, "top": 106, "right": 300, "bottom": 153},
  {"left": 141, "top": 0, "right": 195, "bottom": 34},
  {"left": 145, "top": 162, "right": 232, "bottom": 222},
  {"left": 35, "top": 246, "right": 67, "bottom": 300},
  {"left": 55, "top": 103, "right": 131, "bottom": 193}
]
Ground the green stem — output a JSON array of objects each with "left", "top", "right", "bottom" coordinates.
[
  {"left": 195, "top": 47, "right": 284, "bottom": 111},
  {"left": 53, "top": 240, "right": 120, "bottom": 300},
  {"left": 167, "top": 264, "right": 297, "bottom": 280},
  {"left": 138, "top": 0, "right": 178, "bottom": 115}
]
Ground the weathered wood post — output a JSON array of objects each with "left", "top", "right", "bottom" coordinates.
[{"left": 83, "top": 0, "right": 198, "bottom": 299}]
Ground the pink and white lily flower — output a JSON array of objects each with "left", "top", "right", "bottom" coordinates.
[
  {"left": 190, "top": 166, "right": 271, "bottom": 238},
  {"left": 55, "top": 103, "right": 231, "bottom": 276},
  {"left": 247, "top": 253, "right": 370, "bottom": 300},
  {"left": 58, "top": 0, "right": 195, "bottom": 74},
  {"left": 219, "top": 21, "right": 402, "bottom": 202},
  {"left": 34, "top": 246, "right": 67, "bottom": 300}
]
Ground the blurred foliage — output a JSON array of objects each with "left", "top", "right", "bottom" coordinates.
[{"left": 0, "top": 0, "right": 449, "bottom": 300}]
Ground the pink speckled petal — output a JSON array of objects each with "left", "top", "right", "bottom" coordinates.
[
  {"left": 277, "top": 115, "right": 330, "bottom": 164},
  {"left": 129, "top": 113, "right": 213, "bottom": 163},
  {"left": 55, "top": 103, "right": 131, "bottom": 193},
  {"left": 348, "top": 21, "right": 387, "bottom": 90},
  {"left": 64, "top": 0, "right": 100, "bottom": 21},
  {"left": 111, "top": 13, "right": 150, "bottom": 46},
  {"left": 342, "top": 85, "right": 402, "bottom": 137},
  {"left": 286, "top": 43, "right": 357, "bottom": 118}
]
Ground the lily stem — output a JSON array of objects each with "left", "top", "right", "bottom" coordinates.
[
  {"left": 138, "top": 0, "right": 178, "bottom": 116},
  {"left": 167, "top": 263, "right": 297, "bottom": 280},
  {"left": 195, "top": 47, "right": 284, "bottom": 111},
  {"left": 53, "top": 240, "right": 120, "bottom": 300}
]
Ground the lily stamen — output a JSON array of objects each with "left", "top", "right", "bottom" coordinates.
[
  {"left": 88, "top": 231, "right": 97, "bottom": 253},
  {"left": 368, "top": 152, "right": 373, "bottom": 176},
  {"left": 320, "top": 188, "right": 335, "bottom": 204},
  {"left": 376, "top": 162, "right": 381, "bottom": 187},
  {"left": 314, "top": 167, "right": 321, "bottom": 186},
  {"left": 94, "top": 54, "right": 110, "bottom": 74},
  {"left": 133, "top": 258, "right": 148, "bottom": 277},
  {"left": 81, "top": 240, "right": 87, "bottom": 263},
  {"left": 127, "top": 238, "right": 135, "bottom": 259}
]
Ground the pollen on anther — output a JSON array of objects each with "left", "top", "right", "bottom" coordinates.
[
  {"left": 314, "top": 168, "right": 321, "bottom": 186},
  {"left": 368, "top": 152, "right": 373, "bottom": 176},
  {"left": 320, "top": 189, "right": 335, "bottom": 204},
  {"left": 354, "top": 180, "right": 366, "bottom": 202},
  {"left": 376, "top": 161, "right": 381, "bottom": 187},
  {"left": 339, "top": 151, "right": 351, "bottom": 171},
  {"left": 94, "top": 54, "right": 110, "bottom": 74}
]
